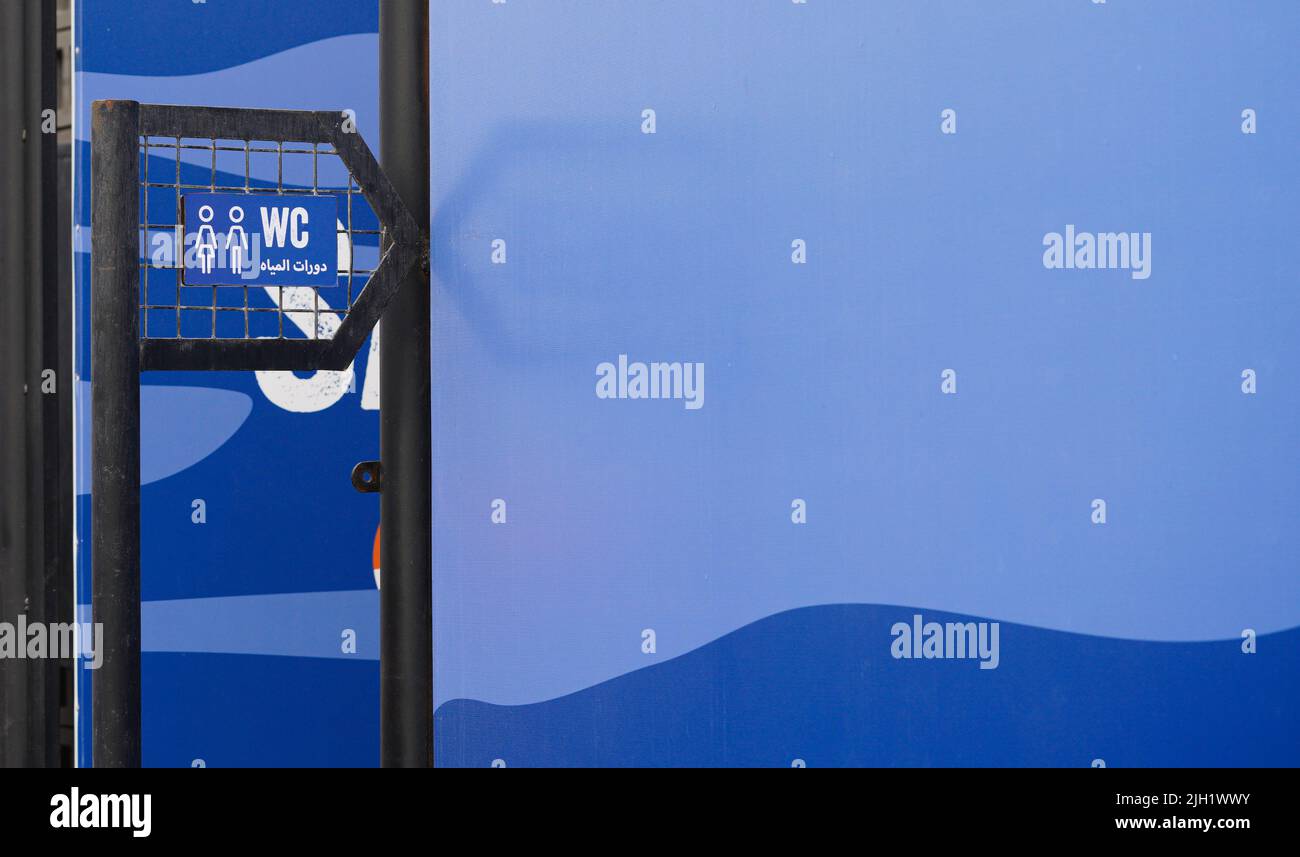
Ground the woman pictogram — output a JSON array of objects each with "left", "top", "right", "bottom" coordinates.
[{"left": 195, "top": 204, "right": 217, "bottom": 275}]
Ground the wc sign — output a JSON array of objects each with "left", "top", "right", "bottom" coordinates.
[{"left": 181, "top": 193, "right": 339, "bottom": 287}]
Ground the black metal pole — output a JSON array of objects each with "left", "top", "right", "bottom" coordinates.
[
  {"left": 26, "top": 0, "right": 62, "bottom": 769},
  {"left": 379, "top": 0, "right": 433, "bottom": 767},
  {"left": 90, "top": 99, "right": 141, "bottom": 768},
  {"left": 0, "top": 0, "right": 31, "bottom": 769},
  {"left": 1, "top": 0, "right": 65, "bottom": 770}
]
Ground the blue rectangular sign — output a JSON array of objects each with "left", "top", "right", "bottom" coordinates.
[{"left": 182, "top": 193, "right": 338, "bottom": 287}]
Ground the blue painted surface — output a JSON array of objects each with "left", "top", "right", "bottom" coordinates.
[
  {"left": 142, "top": 653, "right": 378, "bottom": 768},
  {"left": 80, "top": 0, "right": 375, "bottom": 77}
]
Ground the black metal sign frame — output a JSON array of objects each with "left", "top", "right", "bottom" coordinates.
[{"left": 90, "top": 98, "right": 424, "bottom": 767}]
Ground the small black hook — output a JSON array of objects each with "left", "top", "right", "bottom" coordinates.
[{"left": 351, "top": 460, "right": 382, "bottom": 493}]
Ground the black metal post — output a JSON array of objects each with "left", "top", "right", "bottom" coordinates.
[
  {"left": 90, "top": 99, "right": 141, "bottom": 768},
  {"left": 26, "top": 0, "right": 63, "bottom": 770},
  {"left": 0, "top": 0, "right": 65, "bottom": 769},
  {"left": 0, "top": 0, "right": 32, "bottom": 769},
  {"left": 378, "top": 0, "right": 433, "bottom": 767}
]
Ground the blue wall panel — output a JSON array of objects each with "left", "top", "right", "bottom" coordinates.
[{"left": 426, "top": 0, "right": 1299, "bottom": 767}]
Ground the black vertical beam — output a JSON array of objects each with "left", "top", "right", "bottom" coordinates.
[
  {"left": 28, "top": 0, "right": 63, "bottom": 770},
  {"left": 90, "top": 99, "right": 141, "bottom": 768},
  {"left": 379, "top": 0, "right": 433, "bottom": 767},
  {"left": 0, "top": 0, "right": 31, "bottom": 770},
  {"left": 0, "top": 0, "right": 62, "bottom": 769}
]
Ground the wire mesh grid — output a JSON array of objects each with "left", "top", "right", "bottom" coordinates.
[{"left": 137, "top": 134, "right": 385, "bottom": 342}]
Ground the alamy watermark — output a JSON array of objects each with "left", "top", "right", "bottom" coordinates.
[
  {"left": 50, "top": 788, "right": 151, "bottom": 838},
  {"left": 0, "top": 615, "right": 103, "bottom": 669},
  {"left": 1042, "top": 225, "right": 1151, "bottom": 280},
  {"left": 890, "top": 613, "right": 1000, "bottom": 670},
  {"left": 149, "top": 224, "right": 268, "bottom": 280},
  {"left": 595, "top": 354, "right": 704, "bottom": 410}
]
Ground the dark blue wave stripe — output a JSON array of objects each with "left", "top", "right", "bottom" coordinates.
[
  {"left": 79, "top": 0, "right": 376, "bottom": 77},
  {"left": 434, "top": 604, "right": 1300, "bottom": 767}
]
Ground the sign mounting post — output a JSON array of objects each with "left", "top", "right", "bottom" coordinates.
[{"left": 89, "top": 98, "right": 424, "bottom": 767}]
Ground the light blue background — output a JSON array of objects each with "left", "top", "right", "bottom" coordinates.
[{"left": 429, "top": 0, "right": 1299, "bottom": 706}]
